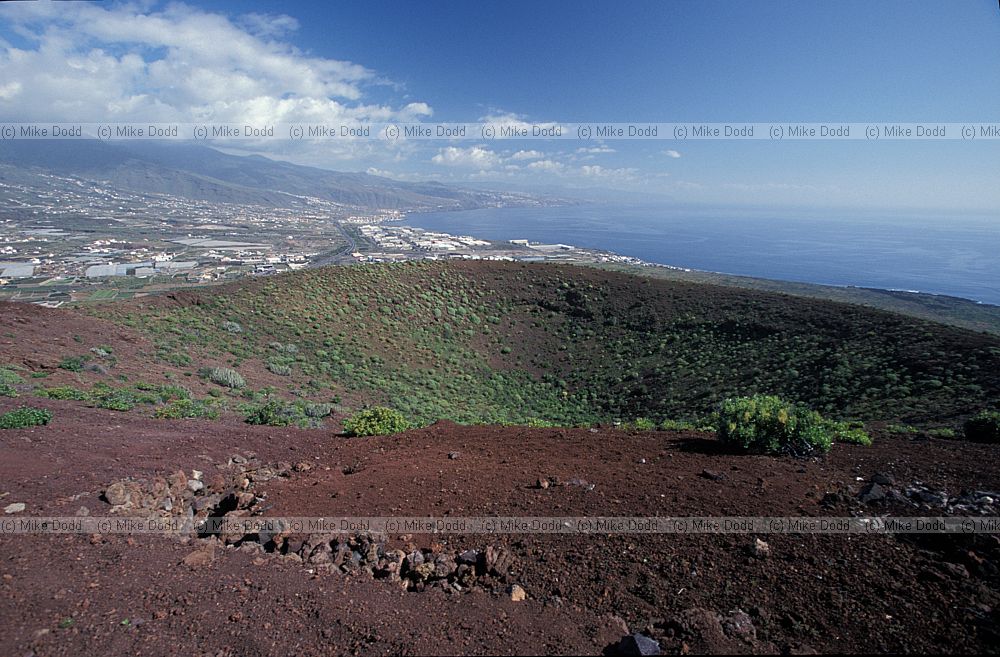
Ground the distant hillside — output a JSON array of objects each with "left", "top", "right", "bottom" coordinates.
[
  {"left": 0, "top": 139, "right": 530, "bottom": 210},
  {"left": 84, "top": 261, "right": 1000, "bottom": 428},
  {"left": 596, "top": 263, "right": 1000, "bottom": 336}
]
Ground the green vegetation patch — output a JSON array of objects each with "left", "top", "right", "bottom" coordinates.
[
  {"left": 343, "top": 407, "right": 409, "bottom": 437},
  {"left": 58, "top": 355, "right": 90, "bottom": 372},
  {"left": 36, "top": 386, "right": 90, "bottom": 401},
  {"left": 0, "top": 406, "right": 53, "bottom": 429},
  {"left": 154, "top": 398, "right": 221, "bottom": 420},
  {"left": 717, "top": 395, "right": 835, "bottom": 456},
  {"left": 242, "top": 398, "right": 330, "bottom": 428},
  {"left": 964, "top": 411, "right": 1000, "bottom": 444},
  {"left": 200, "top": 367, "right": 246, "bottom": 389}
]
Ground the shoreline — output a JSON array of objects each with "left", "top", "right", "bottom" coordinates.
[{"left": 389, "top": 215, "right": 999, "bottom": 309}]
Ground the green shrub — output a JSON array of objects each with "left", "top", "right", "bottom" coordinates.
[
  {"left": 36, "top": 386, "right": 90, "bottom": 401},
  {"left": 717, "top": 395, "right": 833, "bottom": 456},
  {"left": 964, "top": 411, "right": 1000, "bottom": 444},
  {"left": 885, "top": 424, "right": 921, "bottom": 435},
  {"left": 94, "top": 388, "right": 136, "bottom": 412},
  {"left": 659, "top": 418, "right": 698, "bottom": 431},
  {"left": 343, "top": 407, "right": 409, "bottom": 437},
  {"left": 834, "top": 426, "right": 874, "bottom": 446},
  {"left": 243, "top": 399, "right": 321, "bottom": 427},
  {"left": 222, "top": 321, "right": 243, "bottom": 334},
  {"left": 927, "top": 428, "right": 957, "bottom": 439},
  {"left": 0, "top": 367, "right": 23, "bottom": 387},
  {"left": 58, "top": 356, "right": 89, "bottom": 372},
  {"left": 266, "top": 361, "right": 292, "bottom": 376},
  {"left": 154, "top": 399, "right": 221, "bottom": 420},
  {"left": 303, "top": 402, "right": 332, "bottom": 418},
  {"left": 202, "top": 367, "right": 246, "bottom": 389},
  {"left": 0, "top": 384, "right": 17, "bottom": 398},
  {"left": 0, "top": 406, "right": 53, "bottom": 429}
]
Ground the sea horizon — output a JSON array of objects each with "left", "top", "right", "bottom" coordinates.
[{"left": 403, "top": 203, "right": 1000, "bottom": 306}]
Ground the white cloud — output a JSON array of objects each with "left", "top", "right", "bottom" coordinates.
[
  {"left": 663, "top": 149, "right": 682, "bottom": 159},
  {"left": 510, "top": 149, "right": 545, "bottom": 161},
  {"left": 580, "top": 165, "right": 638, "bottom": 181},
  {"left": 526, "top": 159, "right": 564, "bottom": 172},
  {"left": 576, "top": 145, "right": 615, "bottom": 155},
  {"left": 431, "top": 145, "right": 501, "bottom": 168},
  {"left": 0, "top": 2, "right": 431, "bottom": 130}
]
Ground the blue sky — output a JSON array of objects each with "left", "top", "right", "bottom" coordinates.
[{"left": 1, "top": 0, "right": 999, "bottom": 210}]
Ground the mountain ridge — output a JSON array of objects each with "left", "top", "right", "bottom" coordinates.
[{"left": 0, "top": 139, "right": 535, "bottom": 210}]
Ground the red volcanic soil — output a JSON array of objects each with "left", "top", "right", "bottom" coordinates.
[{"left": 1, "top": 399, "right": 999, "bottom": 655}]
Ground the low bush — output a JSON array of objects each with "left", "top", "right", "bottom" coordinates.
[
  {"left": 833, "top": 425, "right": 874, "bottom": 446},
  {"left": 0, "top": 367, "right": 23, "bottom": 387},
  {"left": 927, "top": 428, "right": 957, "bottom": 439},
  {"left": 154, "top": 398, "right": 221, "bottom": 420},
  {"left": 244, "top": 400, "right": 302, "bottom": 426},
  {"left": 0, "top": 406, "right": 53, "bottom": 429},
  {"left": 0, "top": 383, "right": 17, "bottom": 398},
  {"left": 201, "top": 367, "right": 246, "bottom": 389},
  {"left": 58, "top": 356, "right": 89, "bottom": 372},
  {"left": 92, "top": 387, "right": 137, "bottom": 412},
  {"left": 717, "top": 395, "right": 833, "bottom": 456},
  {"left": 623, "top": 417, "right": 656, "bottom": 431},
  {"left": 964, "top": 411, "right": 1000, "bottom": 444},
  {"left": 343, "top": 407, "right": 409, "bottom": 437},
  {"left": 242, "top": 399, "right": 325, "bottom": 428},
  {"left": 659, "top": 418, "right": 699, "bottom": 431},
  {"left": 36, "top": 386, "right": 90, "bottom": 401},
  {"left": 266, "top": 361, "right": 292, "bottom": 376}
]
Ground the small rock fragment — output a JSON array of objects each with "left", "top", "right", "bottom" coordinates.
[
  {"left": 508, "top": 584, "right": 526, "bottom": 602},
  {"left": 618, "top": 633, "right": 661, "bottom": 656},
  {"left": 750, "top": 538, "right": 770, "bottom": 559},
  {"left": 3, "top": 502, "right": 25, "bottom": 514},
  {"left": 858, "top": 482, "right": 885, "bottom": 504}
]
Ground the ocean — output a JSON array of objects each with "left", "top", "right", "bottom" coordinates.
[{"left": 403, "top": 203, "right": 1000, "bottom": 306}]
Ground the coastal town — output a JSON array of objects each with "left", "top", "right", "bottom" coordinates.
[{"left": 0, "top": 172, "right": 653, "bottom": 306}]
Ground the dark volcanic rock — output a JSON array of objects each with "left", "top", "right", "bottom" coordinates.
[
  {"left": 858, "top": 482, "right": 886, "bottom": 504},
  {"left": 618, "top": 632, "right": 661, "bottom": 656}
]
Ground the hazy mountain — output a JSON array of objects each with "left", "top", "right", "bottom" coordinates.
[{"left": 0, "top": 139, "right": 531, "bottom": 210}]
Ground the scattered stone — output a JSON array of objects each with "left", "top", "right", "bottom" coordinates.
[
  {"left": 483, "top": 546, "right": 514, "bottom": 576},
  {"left": 872, "top": 472, "right": 894, "bottom": 486},
  {"left": 508, "top": 584, "right": 526, "bottom": 602},
  {"left": 75, "top": 506, "right": 90, "bottom": 517},
  {"left": 907, "top": 486, "right": 949, "bottom": 508},
  {"left": 181, "top": 546, "right": 214, "bottom": 568},
  {"left": 750, "top": 538, "right": 770, "bottom": 559},
  {"left": 721, "top": 609, "right": 756, "bottom": 639},
  {"left": 191, "top": 470, "right": 203, "bottom": 481},
  {"left": 937, "top": 562, "right": 970, "bottom": 579},
  {"left": 457, "top": 549, "right": 478, "bottom": 565},
  {"left": 293, "top": 462, "right": 312, "bottom": 473},
  {"left": 536, "top": 478, "right": 549, "bottom": 489},
  {"left": 858, "top": 482, "right": 886, "bottom": 504},
  {"left": 187, "top": 480, "right": 204, "bottom": 493},
  {"left": 448, "top": 452, "right": 460, "bottom": 460},
  {"left": 618, "top": 632, "right": 661, "bottom": 656},
  {"left": 4, "top": 502, "right": 25, "bottom": 514},
  {"left": 699, "top": 469, "right": 725, "bottom": 481}
]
